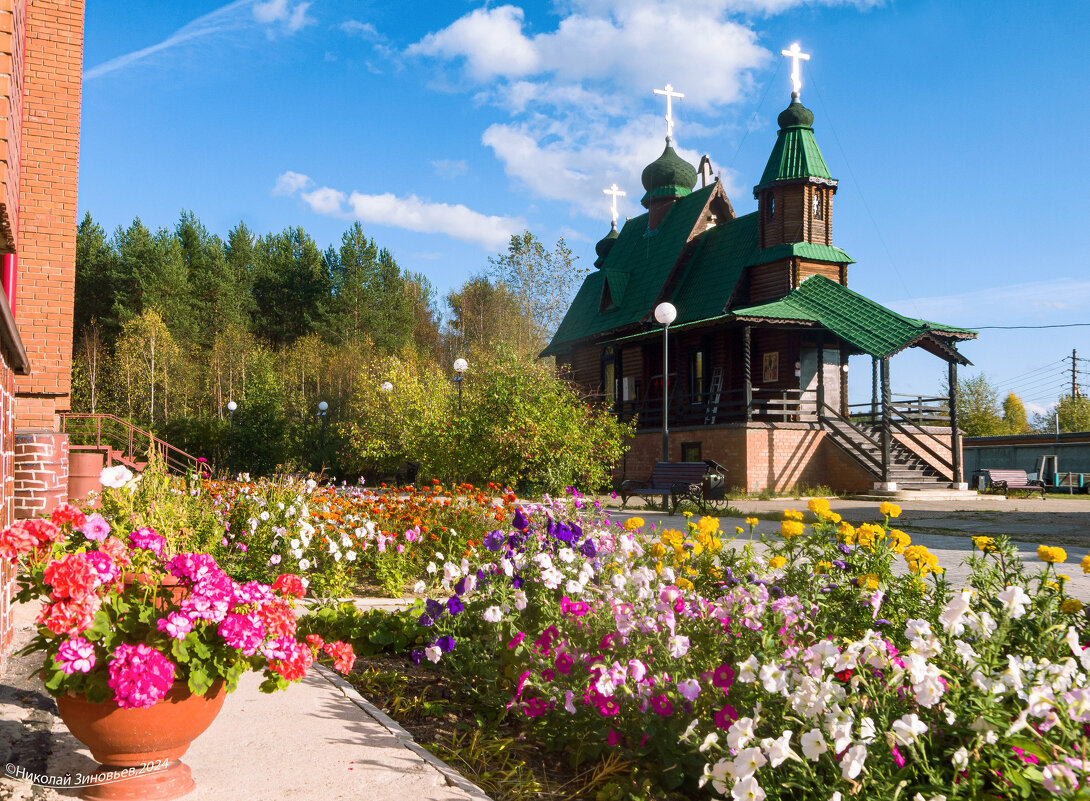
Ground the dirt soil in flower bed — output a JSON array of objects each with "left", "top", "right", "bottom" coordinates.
[{"left": 349, "top": 654, "right": 690, "bottom": 801}]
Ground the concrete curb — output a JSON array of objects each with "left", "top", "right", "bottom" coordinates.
[{"left": 312, "top": 665, "right": 493, "bottom": 801}]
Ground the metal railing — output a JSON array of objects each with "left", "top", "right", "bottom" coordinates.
[{"left": 59, "top": 413, "right": 201, "bottom": 476}]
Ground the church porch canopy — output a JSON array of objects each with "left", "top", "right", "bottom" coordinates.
[{"left": 729, "top": 274, "right": 976, "bottom": 364}]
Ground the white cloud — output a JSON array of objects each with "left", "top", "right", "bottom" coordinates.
[
  {"left": 431, "top": 159, "right": 469, "bottom": 179},
  {"left": 300, "top": 186, "right": 347, "bottom": 215},
  {"left": 274, "top": 170, "right": 524, "bottom": 250},
  {"left": 344, "top": 192, "right": 524, "bottom": 250},
  {"left": 272, "top": 170, "right": 313, "bottom": 195},
  {"left": 885, "top": 280, "right": 1090, "bottom": 324},
  {"left": 340, "top": 20, "right": 381, "bottom": 39},
  {"left": 253, "top": 0, "right": 313, "bottom": 32},
  {"left": 407, "top": 6, "right": 541, "bottom": 81},
  {"left": 85, "top": 0, "right": 313, "bottom": 81}
]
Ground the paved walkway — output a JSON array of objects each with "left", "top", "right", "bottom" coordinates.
[
  {"left": 0, "top": 601, "right": 490, "bottom": 801},
  {"left": 606, "top": 495, "right": 1090, "bottom": 600}
]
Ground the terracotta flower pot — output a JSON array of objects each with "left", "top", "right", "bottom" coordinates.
[
  {"left": 56, "top": 680, "right": 226, "bottom": 801},
  {"left": 121, "top": 572, "right": 188, "bottom": 609}
]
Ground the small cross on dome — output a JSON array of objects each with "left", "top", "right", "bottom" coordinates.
[
  {"left": 603, "top": 184, "right": 626, "bottom": 228},
  {"left": 781, "top": 43, "right": 811, "bottom": 98}
]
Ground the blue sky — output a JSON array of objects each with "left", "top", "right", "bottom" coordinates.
[{"left": 80, "top": 0, "right": 1090, "bottom": 413}]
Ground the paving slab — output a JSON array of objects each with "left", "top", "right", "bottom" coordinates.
[{"left": 0, "top": 602, "right": 489, "bottom": 801}]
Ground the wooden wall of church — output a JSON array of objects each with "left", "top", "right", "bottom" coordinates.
[
  {"left": 796, "top": 259, "right": 845, "bottom": 286},
  {"left": 747, "top": 261, "right": 792, "bottom": 304}
]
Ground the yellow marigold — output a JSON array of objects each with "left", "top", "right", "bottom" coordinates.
[
  {"left": 654, "top": 561, "right": 663, "bottom": 575},
  {"left": 1082, "top": 554, "right": 1090, "bottom": 575},
  {"left": 1059, "top": 573, "right": 1071, "bottom": 583},
  {"left": 675, "top": 577, "right": 694, "bottom": 591},
  {"left": 815, "top": 560, "right": 832, "bottom": 574},
  {"left": 1037, "top": 545, "right": 1068, "bottom": 564},
  {"left": 880, "top": 502, "right": 902, "bottom": 519},
  {"left": 697, "top": 516, "right": 720, "bottom": 537},
  {"left": 707, "top": 537, "right": 722, "bottom": 553},
  {"left": 708, "top": 566, "right": 722, "bottom": 579},
  {"left": 784, "top": 509, "right": 804, "bottom": 522},
  {"left": 745, "top": 517, "right": 759, "bottom": 527},
  {"left": 624, "top": 517, "right": 645, "bottom": 531},
  {"left": 735, "top": 526, "right": 745, "bottom": 535},
  {"left": 904, "top": 544, "right": 942, "bottom": 576},
  {"left": 857, "top": 523, "right": 884, "bottom": 551},
  {"left": 973, "top": 536, "right": 997, "bottom": 553},
  {"left": 858, "top": 573, "right": 879, "bottom": 591},
  {"left": 780, "top": 520, "right": 806, "bottom": 539},
  {"left": 683, "top": 510, "right": 694, "bottom": 519},
  {"left": 661, "top": 529, "right": 684, "bottom": 547},
  {"left": 690, "top": 541, "right": 705, "bottom": 557},
  {"left": 888, "top": 529, "right": 911, "bottom": 554},
  {"left": 685, "top": 566, "right": 698, "bottom": 577},
  {"left": 808, "top": 498, "right": 831, "bottom": 514},
  {"left": 650, "top": 542, "right": 667, "bottom": 558},
  {"left": 817, "top": 510, "right": 842, "bottom": 524},
  {"left": 769, "top": 555, "right": 787, "bottom": 570},
  {"left": 1062, "top": 598, "right": 1084, "bottom": 614},
  {"left": 837, "top": 521, "right": 857, "bottom": 545}
]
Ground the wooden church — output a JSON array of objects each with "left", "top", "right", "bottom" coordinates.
[{"left": 543, "top": 51, "right": 976, "bottom": 493}]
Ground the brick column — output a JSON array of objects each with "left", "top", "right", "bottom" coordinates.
[{"left": 14, "top": 429, "right": 66, "bottom": 518}]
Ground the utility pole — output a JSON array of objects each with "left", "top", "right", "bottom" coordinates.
[{"left": 1073, "top": 349, "right": 1080, "bottom": 399}]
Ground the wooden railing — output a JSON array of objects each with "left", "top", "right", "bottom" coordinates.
[
  {"left": 614, "top": 388, "right": 819, "bottom": 430},
  {"left": 849, "top": 394, "right": 951, "bottom": 427},
  {"left": 59, "top": 413, "right": 202, "bottom": 476}
]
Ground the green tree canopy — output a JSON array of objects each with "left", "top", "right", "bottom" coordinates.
[
  {"left": 956, "top": 374, "right": 1006, "bottom": 436},
  {"left": 1001, "top": 392, "right": 1030, "bottom": 434}
]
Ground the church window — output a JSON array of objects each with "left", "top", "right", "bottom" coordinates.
[
  {"left": 768, "top": 195, "right": 775, "bottom": 219},
  {"left": 812, "top": 192, "right": 823, "bottom": 220},
  {"left": 689, "top": 348, "right": 706, "bottom": 403}
]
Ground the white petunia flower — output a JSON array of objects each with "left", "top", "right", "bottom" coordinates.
[
  {"left": 482, "top": 606, "right": 503, "bottom": 623},
  {"left": 298, "top": 558, "right": 311, "bottom": 570},
  {"left": 731, "top": 747, "right": 767, "bottom": 780},
  {"left": 997, "top": 585, "right": 1031, "bottom": 618},
  {"left": 801, "top": 728, "right": 827, "bottom": 761},
  {"left": 424, "top": 645, "right": 441, "bottom": 663},
  {"left": 727, "top": 717, "right": 755, "bottom": 751},
  {"left": 840, "top": 744, "right": 867, "bottom": 780},
  {"left": 891, "top": 713, "right": 928, "bottom": 745},
  {"left": 952, "top": 747, "right": 969, "bottom": 770},
  {"left": 412, "top": 580, "right": 427, "bottom": 594},
  {"left": 738, "top": 655, "right": 760, "bottom": 683},
  {"left": 100, "top": 465, "right": 134, "bottom": 489},
  {"left": 763, "top": 730, "right": 793, "bottom": 767}
]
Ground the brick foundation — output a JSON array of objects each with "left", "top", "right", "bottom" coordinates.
[
  {"left": 14, "top": 430, "right": 67, "bottom": 519},
  {"left": 618, "top": 423, "right": 873, "bottom": 494}
]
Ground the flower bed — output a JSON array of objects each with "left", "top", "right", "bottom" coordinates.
[{"left": 302, "top": 497, "right": 1090, "bottom": 800}]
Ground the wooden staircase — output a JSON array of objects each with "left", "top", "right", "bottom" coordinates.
[
  {"left": 59, "top": 413, "right": 202, "bottom": 476},
  {"left": 818, "top": 403, "right": 951, "bottom": 488}
]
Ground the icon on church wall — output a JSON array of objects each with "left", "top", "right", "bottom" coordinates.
[{"left": 763, "top": 352, "right": 779, "bottom": 383}]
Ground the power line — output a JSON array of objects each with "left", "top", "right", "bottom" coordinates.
[
  {"left": 971, "top": 323, "right": 1090, "bottom": 329},
  {"left": 991, "top": 358, "right": 1066, "bottom": 386}
]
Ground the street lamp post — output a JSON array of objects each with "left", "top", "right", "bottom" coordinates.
[
  {"left": 453, "top": 358, "right": 468, "bottom": 413},
  {"left": 380, "top": 381, "right": 393, "bottom": 450},
  {"left": 654, "top": 302, "right": 677, "bottom": 463},
  {"left": 227, "top": 401, "right": 237, "bottom": 477},
  {"left": 317, "top": 401, "right": 329, "bottom": 474}
]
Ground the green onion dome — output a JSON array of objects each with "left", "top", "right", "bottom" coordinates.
[
  {"left": 777, "top": 96, "right": 815, "bottom": 129},
  {"left": 594, "top": 225, "right": 619, "bottom": 267},
  {"left": 640, "top": 144, "right": 697, "bottom": 207}
]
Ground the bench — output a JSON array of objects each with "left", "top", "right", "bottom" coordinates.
[
  {"left": 620, "top": 461, "right": 713, "bottom": 513},
  {"left": 982, "top": 468, "right": 1045, "bottom": 498}
]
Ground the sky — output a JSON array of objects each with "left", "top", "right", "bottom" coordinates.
[{"left": 79, "top": 0, "right": 1090, "bottom": 414}]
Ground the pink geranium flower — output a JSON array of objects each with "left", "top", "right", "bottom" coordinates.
[
  {"left": 55, "top": 637, "right": 96, "bottom": 674},
  {"left": 107, "top": 643, "right": 176, "bottom": 709}
]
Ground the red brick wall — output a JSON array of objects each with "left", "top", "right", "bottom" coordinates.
[
  {"left": 892, "top": 427, "right": 954, "bottom": 480},
  {"left": 0, "top": 360, "right": 14, "bottom": 658},
  {"left": 0, "top": 0, "right": 26, "bottom": 251},
  {"left": 13, "top": 0, "right": 83, "bottom": 429},
  {"left": 618, "top": 422, "right": 873, "bottom": 494}
]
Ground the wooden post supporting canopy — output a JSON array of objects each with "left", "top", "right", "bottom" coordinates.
[
  {"left": 743, "top": 325, "right": 752, "bottom": 422},
  {"left": 948, "top": 360, "right": 962, "bottom": 485},
  {"left": 816, "top": 339, "right": 825, "bottom": 413},
  {"left": 880, "top": 356, "right": 891, "bottom": 485},
  {"left": 871, "top": 357, "right": 879, "bottom": 425}
]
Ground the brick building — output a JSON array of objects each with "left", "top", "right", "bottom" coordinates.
[
  {"left": 0, "top": 0, "right": 84, "bottom": 658},
  {"left": 544, "top": 66, "right": 976, "bottom": 494}
]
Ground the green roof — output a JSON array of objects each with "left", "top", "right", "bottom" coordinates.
[
  {"left": 543, "top": 185, "right": 715, "bottom": 355},
  {"left": 746, "top": 241, "right": 854, "bottom": 268},
  {"left": 755, "top": 100, "right": 833, "bottom": 194},
  {"left": 731, "top": 274, "right": 977, "bottom": 360},
  {"left": 669, "top": 212, "right": 759, "bottom": 323}
]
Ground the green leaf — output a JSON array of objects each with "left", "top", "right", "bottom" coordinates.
[
  {"left": 171, "top": 637, "right": 190, "bottom": 663},
  {"left": 188, "top": 665, "right": 214, "bottom": 695}
]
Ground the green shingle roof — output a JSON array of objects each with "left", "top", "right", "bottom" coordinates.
[
  {"left": 731, "top": 274, "right": 977, "bottom": 360},
  {"left": 543, "top": 185, "right": 715, "bottom": 355},
  {"left": 669, "top": 212, "right": 759, "bottom": 323},
  {"left": 746, "top": 241, "right": 854, "bottom": 268},
  {"left": 754, "top": 99, "right": 833, "bottom": 194}
]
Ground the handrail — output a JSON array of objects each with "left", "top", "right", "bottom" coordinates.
[
  {"left": 887, "top": 410, "right": 953, "bottom": 477},
  {"left": 59, "top": 413, "right": 201, "bottom": 475},
  {"left": 818, "top": 402, "right": 883, "bottom": 476}
]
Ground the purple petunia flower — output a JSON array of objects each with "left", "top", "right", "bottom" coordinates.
[
  {"left": 483, "top": 530, "right": 505, "bottom": 551},
  {"left": 446, "top": 596, "right": 464, "bottom": 615},
  {"left": 435, "top": 636, "right": 455, "bottom": 653}
]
